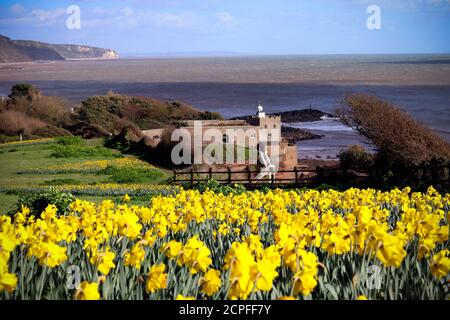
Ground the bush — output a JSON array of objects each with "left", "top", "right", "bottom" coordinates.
[
  {"left": 49, "top": 144, "right": 120, "bottom": 158},
  {"left": 26, "top": 96, "right": 70, "bottom": 126},
  {"left": 6, "top": 84, "right": 70, "bottom": 128},
  {"left": 337, "top": 93, "right": 450, "bottom": 167},
  {"left": 194, "top": 179, "right": 247, "bottom": 195},
  {"left": 43, "top": 178, "right": 82, "bottom": 186},
  {"left": 10, "top": 188, "right": 75, "bottom": 217},
  {"left": 32, "top": 125, "right": 72, "bottom": 138},
  {"left": 9, "top": 83, "right": 41, "bottom": 101},
  {"left": 100, "top": 166, "right": 164, "bottom": 183},
  {"left": 0, "top": 134, "right": 17, "bottom": 143},
  {"left": 78, "top": 96, "right": 120, "bottom": 133},
  {"left": 0, "top": 110, "right": 46, "bottom": 136},
  {"left": 339, "top": 145, "right": 374, "bottom": 171},
  {"left": 55, "top": 136, "right": 84, "bottom": 146},
  {"left": 77, "top": 94, "right": 223, "bottom": 135}
]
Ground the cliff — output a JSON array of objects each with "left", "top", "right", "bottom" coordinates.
[{"left": 0, "top": 35, "right": 119, "bottom": 63}]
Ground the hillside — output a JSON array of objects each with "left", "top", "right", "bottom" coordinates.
[
  {"left": 0, "top": 84, "right": 222, "bottom": 143},
  {"left": 0, "top": 35, "right": 118, "bottom": 63}
]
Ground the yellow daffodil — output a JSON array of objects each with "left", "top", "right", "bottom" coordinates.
[
  {"left": 146, "top": 264, "right": 168, "bottom": 293},
  {"left": 201, "top": 269, "right": 221, "bottom": 296},
  {"left": 74, "top": 281, "right": 101, "bottom": 300},
  {"left": 430, "top": 249, "right": 450, "bottom": 279}
]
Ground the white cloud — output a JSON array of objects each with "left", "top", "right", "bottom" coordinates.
[
  {"left": 92, "top": 7, "right": 106, "bottom": 15},
  {"left": 122, "top": 7, "right": 134, "bottom": 17},
  {"left": 10, "top": 4, "right": 25, "bottom": 14},
  {"left": 215, "top": 11, "right": 240, "bottom": 27},
  {"left": 152, "top": 12, "right": 197, "bottom": 28},
  {"left": 31, "top": 8, "right": 65, "bottom": 24}
]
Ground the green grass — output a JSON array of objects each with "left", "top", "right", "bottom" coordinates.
[
  {"left": 0, "top": 140, "right": 112, "bottom": 186},
  {"left": 0, "top": 193, "right": 19, "bottom": 214},
  {"left": 0, "top": 138, "right": 170, "bottom": 214},
  {"left": 100, "top": 166, "right": 165, "bottom": 183}
]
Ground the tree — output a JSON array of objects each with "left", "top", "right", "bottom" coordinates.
[
  {"left": 337, "top": 93, "right": 450, "bottom": 167},
  {"left": 9, "top": 83, "right": 41, "bottom": 101}
]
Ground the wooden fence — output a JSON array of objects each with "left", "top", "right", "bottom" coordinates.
[
  {"left": 172, "top": 161, "right": 450, "bottom": 188},
  {"left": 173, "top": 166, "right": 331, "bottom": 186}
]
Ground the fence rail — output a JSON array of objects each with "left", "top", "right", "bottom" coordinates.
[
  {"left": 173, "top": 166, "right": 333, "bottom": 186},
  {"left": 172, "top": 161, "right": 450, "bottom": 188}
]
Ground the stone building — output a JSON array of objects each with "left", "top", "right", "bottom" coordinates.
[{"left": 142, "top": 104, "right": 298, "bottom": 169}]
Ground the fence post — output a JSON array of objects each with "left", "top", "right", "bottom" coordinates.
[
  {"left": 294, "top": 166, "right": 298, "bottom": 185},
  {"left": 227, "top": 167, "right": 232, "bottom": 185},
  {"left": 190, "top": 169, "right": 194, "bottom": 187},
  {"left": 247, "top": 166, "right": 252, "bottom": 186},
  {"left": 271, "top": 172, "right": 275, "bottom": 186},
  {"left": 209, "top": 167, "right": 213, "bottom": 181},
  {"left": 316, "top": 166, "right": 322, "bottom": 184}
]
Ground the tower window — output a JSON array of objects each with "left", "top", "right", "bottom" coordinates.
[{"left": 223, "top": 134, "right": 229, "bottom": 143}]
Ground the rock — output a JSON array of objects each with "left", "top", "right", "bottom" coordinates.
[
  {"left": 232, "top": 109, "right": 334, "bottom": 123},
  {"left": 281, "top": 126, "right": 323, "bottom": 143}
]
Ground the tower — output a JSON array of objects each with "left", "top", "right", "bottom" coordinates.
[{"left": 257, "top": 102, "right": 265, "bottom": 118}]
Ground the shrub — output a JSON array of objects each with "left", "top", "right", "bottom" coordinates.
[
  {"left": 32, "top": 125, "right": 72, "bottom": 138},
  {"left": 194, "top": 179, "right": 247, "bottom": 195},
  {"left": 55, "top": 135, "right": 84, "bottom": 146},
  {"left": 8, "top": 83, "right": 41, "bottom": 101},
  {"left": 6, "top": 84, "right": 70, "bottom": 127},
  {"left": 10, "top": 188, "right": 75, "bottom": 217},
  {"left": 49, "top": 144, "right": 120, "bottom": 158},
  {"left": 27, "top": 96, "right": 70, "bottom": 126},
  {"left": 0, "top": 110, "right": 46, "bottom": 136},
  {"left": 43, "top": 178, "right": 82, "bottom": 186},
  {"left": 0, "top": 134, "right": 18, "bottom": 143},
  {"left": 339, "top": 145, "right": 374, "bottom": 171},
  {"left": 337, "top": 93, "right": 450, "bottom": 167},
  {"left": 78, "top": 96, "right": 120, "bottom": 133},
  {"left": 77, "top": 94, "right": 223, "bottom": 135},
  {"left": 100, "top": 166, "right": 164, "bottom": 184}
]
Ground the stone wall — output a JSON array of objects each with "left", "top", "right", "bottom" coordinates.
[
  {"left": 141, "top": 116, "right": 297, "bottom": 169},
  {"left": 184, "top": 119, "right": 248, "bottom": 127}
]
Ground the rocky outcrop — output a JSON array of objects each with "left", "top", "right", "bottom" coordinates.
[
  {"left": 281, "top": 126, "right": 323, "bottom": 143},
  {"left": 233, "top": 109, "right": 334, "bottom": 123},
  {"left": 271, "top": 109, "right": 334, "bottom": 123},
  {"left": 0, "top": 35, "right": 119, "bottom": 63}
]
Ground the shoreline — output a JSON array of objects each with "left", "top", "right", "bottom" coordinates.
[
  {"left": 0, "top": 57, "right": 120, "bottom": 66},
  {"left": 2, "top": 55, "right": 450, "bottom": 86}
]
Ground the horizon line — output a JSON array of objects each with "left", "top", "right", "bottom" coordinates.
[{"left": 119, "top": 52, "right": 450, "bottom": 57}]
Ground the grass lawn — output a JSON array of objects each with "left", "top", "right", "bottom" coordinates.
[
  {"left": 0, "top": 138, "right": 171, "bottom": 214},
  {"left": 0, "top": 193, "right": 19, "bottom": 214}
]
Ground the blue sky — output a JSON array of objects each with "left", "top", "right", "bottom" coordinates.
[{"left": 0, "top": 0, "right": 449, "bottom": 55}]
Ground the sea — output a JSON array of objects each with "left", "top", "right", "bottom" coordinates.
[{"left": 1, "top": 54, "right": 449, "bottom": 159}]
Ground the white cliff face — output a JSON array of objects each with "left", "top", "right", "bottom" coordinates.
[
  {"left": 0, "top": 34, "right": 120, "bottom": 62},
  {"left": 101, "top": 49, "right": 119, "bottom": 59},
  {"left": 67, "top": 46, "right": 119, "bottom": 59}
]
